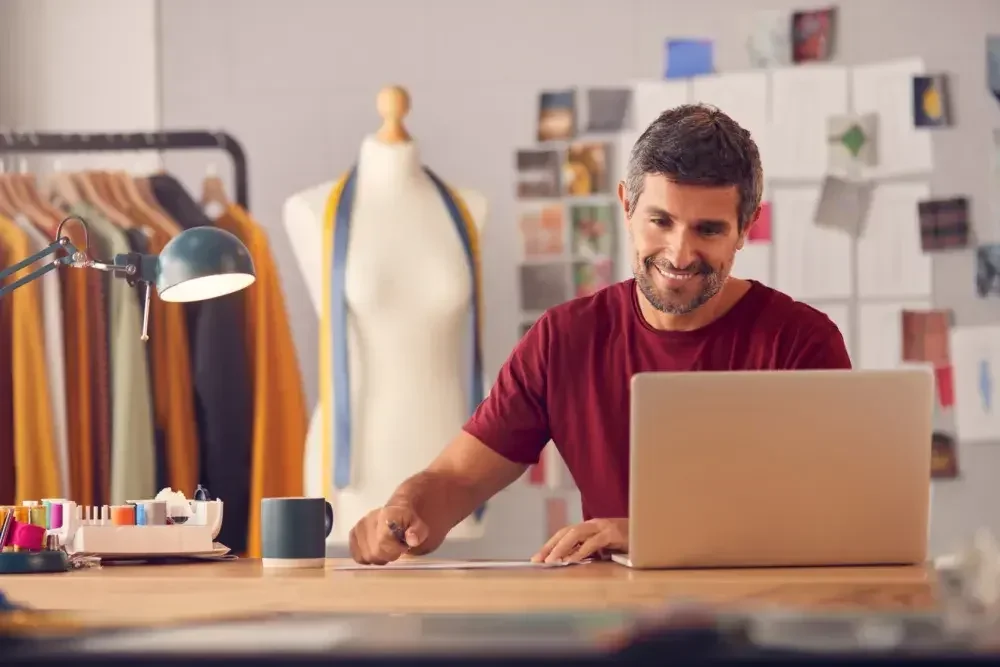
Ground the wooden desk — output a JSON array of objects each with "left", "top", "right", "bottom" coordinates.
[{"left": 0, "top": 559, "right": 938, "bottom": 626}]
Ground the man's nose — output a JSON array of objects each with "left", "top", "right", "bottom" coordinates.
[{"left": 665, "top": 231, "right": 699, "bottom": 269}]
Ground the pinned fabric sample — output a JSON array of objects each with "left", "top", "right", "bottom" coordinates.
[
  {"left": 791, "top": 7, "right": 836, "bottom": 63},
  {"left": 918, "top": 197, "right": 969, "bottom": 251},
  {"left": 913, "top": 75, "right": 952, "bottom": 128},
  {"left": 936, "top": 366, "right": 956, "bottom": 409},
  {"left": 987, "top": 36, "right": 1000, "bottom": 105},
  {"left": 976, "top": 244, "right": 1000, "bottom": 297},
  {"left": 931, "top": 432, "right": 959, "bottom": 479},
  {"left": 586, "top": 89, "right": 632, "bottom": 133},
  {"left": 665, "top": 39, "right": 714, "bottom": 79},
  {"left": 827, "top": 113, "right": 878, "bottom": 175},
  {"left": 901, "top": 309, "right": 952, "bottom": 367},
  {"left": 747, "top": 10, "right": 792, "bottom": 68},
  {"left": 537, "top": 90, "right": 577, "bottom": 142},
  {"left": 813, "top": 176, "right": 873, "bottom": 237},
  {"left": 748, "top": 202, "right": 772, "bottom": 242}
]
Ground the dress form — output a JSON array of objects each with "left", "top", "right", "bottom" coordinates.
[{"left": 283, "top": 86, "right": 489, "bottom": 545}]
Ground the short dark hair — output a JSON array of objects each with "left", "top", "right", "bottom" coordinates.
[{"left": 623, "top": 104, "right": 763, "bottom": 232}]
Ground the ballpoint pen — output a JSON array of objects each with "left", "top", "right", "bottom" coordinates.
[{"left": 386, "top": 520, "right": 409, "bottom": 546}]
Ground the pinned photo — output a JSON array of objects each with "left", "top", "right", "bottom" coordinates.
[
  {"left": 586, "top": 89, "right": 632, "bottom": 133},
  {"left": 520, "top": 264, "right": 570, "bottom": 311},
  {"left": 792, "top": 7, "right": 836, "bottom": 63},
  {"left": 519, "top": 204, "right": 565, "bottom": 258},
  {"left": 516, "top": 150, "right": 561, "bottom": 199},
  {"left": 537, "top": 90, "right": 576, "bottom": 142},
  {"left": 570, "top": 203, "right": 616, "bottom": 259},
  {"left": 918, "top": 197, "right": 969, "bottom": 251},
  {"left": 913, "top": 74, "right": 952, "bottom": 128},
  {"left": 563, "top": 143, "right": 610, "bottom": 196}
]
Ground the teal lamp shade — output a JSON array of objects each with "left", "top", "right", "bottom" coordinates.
[{"left": 156, "top": 227, "right": 256, "bottom": 303}]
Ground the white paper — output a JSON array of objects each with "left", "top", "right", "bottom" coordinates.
[
  {"left": 851, "top": 57, "right": 934, "bottom": 178},
  {"left": 805, "top": 302, "right": 852, "bottom": 359},
  {"left": 772, "top": 185, "right": 852, "bottom": 299},
  {"left": 951, "top": 326, "right": 1000, "bottom": 442},
  {"left": 691, "top": 71, "right": 771, "bottom": 176},
  {"left": 631, "top": 80, "right": 691, "bottom": 131},
  {"left": 857, "top": 182, "right": 933, "bottom": 299},
  {"left": 333, "top": 559, "right": 589, "bottom": 571},
  {"left": 768, "top": 65, "right": 849, "bottom": 180},
  {"left": 734, "top": 244, "right": 771, "bottom": 284},
  {"left": 857, "top": 301, "right": 932, "bottom": 370}
]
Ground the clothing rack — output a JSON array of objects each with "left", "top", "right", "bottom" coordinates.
[{"left": 0, "top": 130, "right": 249, "bottom": 209}]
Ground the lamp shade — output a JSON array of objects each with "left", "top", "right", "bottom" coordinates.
[{"left": 156, "top": 227, "right": 256, "bottom": 303}]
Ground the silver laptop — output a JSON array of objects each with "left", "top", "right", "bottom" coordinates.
[{"left": 612, "top": 369, "right": 933, "bottom": 569}]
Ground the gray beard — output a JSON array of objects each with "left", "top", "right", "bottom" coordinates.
[{"left": 634, "top": 266, "right": 724, "bottom": 315}]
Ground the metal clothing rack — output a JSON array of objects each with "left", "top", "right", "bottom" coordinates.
[{"left": 0, "top": 130, "right": 250, "bottom": 209}]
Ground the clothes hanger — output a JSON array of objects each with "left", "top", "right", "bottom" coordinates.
[
  {"left": 1, "top": 158, "right": 51, "bottom": 233},
  {"left": 200, "top": 161, "right": 231, "bottom": 219},
  {"left": 47, "top": 159, "right": 83, "bottom": 207},
  {"left": 90, "top": 170, "right": 136, "bottom": 230},
  {"left": 133, "top": 175, "right": 182, "bottom": 237},
  {"left": 113, "top": 168, "right": 177, "bottom": 237},
  {"left": 0, "top": 161, "right": 18, "bottom": 218},
  {"left": 72, "top": 170, "right": 133, "bottom": 230}
]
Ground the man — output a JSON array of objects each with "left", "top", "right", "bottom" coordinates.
[{"left": 349, "top": 104, "right": 852, "bottom": 566}]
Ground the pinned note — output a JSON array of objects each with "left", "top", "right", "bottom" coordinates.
[
  {"left": 665, "top": 39, "right": 714, "bottom": 79},
  {"left": 950, "top": 325, "right": 1000, "bottom": 442}
]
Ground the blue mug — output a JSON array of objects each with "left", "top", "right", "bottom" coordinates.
[{"left": 261, "top": 497, "right": 334, "bottom": 569}]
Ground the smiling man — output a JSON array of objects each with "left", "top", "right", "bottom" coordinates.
[{"left": 348, "top": 104, "right": 852, "bottom": 566}]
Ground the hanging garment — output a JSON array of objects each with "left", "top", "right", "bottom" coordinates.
[
  {"left": 70, "top": 202, "right": 156, "bottom": 504},
  {"left": 134, "top": 218, "right": 201, "bottom": 501},
  {"left": 0, "top": 237, "right": 13, "bottom": 504},
  {"left": 320, "top": 167, "right": 486, "bottom": 519},
  {"left": 216, "top": 203, "right": 307, "bottom": 558},
  {"left": 88, "top": 234, "right": 112, "bottom": 507},
  {"left": 0, "top": 215, "right": 61, "bottom": 502},
  {"left": 60, "top": 219, "right": 96, "bottom": 506},
  {"left": 12, "top": 215, "right": 70, "bottom": 497},
  {"left": 149, "top": 176, "right": 253, "bottom": 555}
]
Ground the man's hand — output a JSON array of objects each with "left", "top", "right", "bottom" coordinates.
[
  {"left": 348, "top": 505, "right": 430, "bottom": 565},
  {"left": 531, "top": 518, "right": 628, "bottom": 564}
]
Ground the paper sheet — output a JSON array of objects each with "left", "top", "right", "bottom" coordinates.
[
  {"left": 772, "top": 185, "right": 852, "bottom": 299},
  {"left": 857, "top": 182, "right": 933, "bottom": 299},
  {"left": 768, "top": 65, "right": 849, "bottom": 180},
  {"left": 857, "top": 301, "right": 932, "bottom": 370},
  {"left": 631, "top": 80, "right": 691, "bottom": 131},
  {"left": 851, "top": 58, "right": 933, "bottom": 178},
  {"left": 333, "top": 560, "right": 588, "bottom": 571},
  {"left": 951, "top": 325, "right": 1000, "bottom": 442},
  {"left": 691, "top": 71, "right": 770, "bottom": 175},
  {"left": 805, "top": 302, "right": 852, "bottom": 359}
]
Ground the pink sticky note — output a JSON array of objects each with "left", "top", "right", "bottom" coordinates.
[{"left": 749, "top": 202, "right": 772, "bottom": 242}]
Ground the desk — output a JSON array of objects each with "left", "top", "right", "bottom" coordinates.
[{"left": 0, "top": 559, "right": 937, "bottom": 625}]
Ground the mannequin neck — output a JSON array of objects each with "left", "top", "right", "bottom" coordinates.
[{"left": 356, "top": 135, "right": 424, "bottom": 187}]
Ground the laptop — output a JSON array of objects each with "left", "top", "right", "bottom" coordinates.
[{"left": 612, "top": 369, "right": 933, "bottom": 569}]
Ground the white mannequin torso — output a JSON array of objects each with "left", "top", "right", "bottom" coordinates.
[{"left": 283, "top": 135, "right": 488, "bottom": 544}]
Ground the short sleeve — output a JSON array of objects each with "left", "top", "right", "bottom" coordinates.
[
  {"left": 789, "top": 323, "right": 853, "bottom": 370},
  {"left": 462, "top": 315, "right": 552, "bottom": 465}
]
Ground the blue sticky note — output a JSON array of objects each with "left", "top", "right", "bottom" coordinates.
[{"left": 665, "top": 39, "right": 714, "bottom": 79}]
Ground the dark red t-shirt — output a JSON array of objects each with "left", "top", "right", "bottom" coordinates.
[{"left": 463, "top": 279, "right": 852, "bottom": 521}]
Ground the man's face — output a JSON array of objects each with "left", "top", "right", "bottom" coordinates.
[{"left": 620, "top": 174, "right": 752, "bottom": 315}]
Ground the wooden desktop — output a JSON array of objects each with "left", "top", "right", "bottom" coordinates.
[{"left": 0, "top": 558, "right": 938, "bottom": 627}]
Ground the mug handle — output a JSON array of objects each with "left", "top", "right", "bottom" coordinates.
[{"left": 324, "top": 501, "right": 334, "bottom": 538}]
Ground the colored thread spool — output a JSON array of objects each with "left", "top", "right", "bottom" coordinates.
[
  {"left": 49, "top": 502, "right": 64, "bottom": 530},
  {"left": 10, "top": 521, "right": 45, "bottom": 551},
  {"left": 11, "top": 507, "right": 28, "bottom": 551},
  {"left": 110, "top": 505, "right": 135, "bottom": 526},
  {"left": 135, "top": 503, "right": 147, "bottom": 525},
  {"left": 28, "top": 506, "right": 46, "bottom": 529}
]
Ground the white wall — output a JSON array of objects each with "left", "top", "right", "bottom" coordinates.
[{"left": 0, "top": 0, "right": 159, "bottom": 155}]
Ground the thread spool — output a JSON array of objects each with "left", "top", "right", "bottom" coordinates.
[
  {"left": 110, "top": 505, "right": 135, "bottom": 526},
  {"left": 10, "top": 522, "right": 44, "bottom": 551}
]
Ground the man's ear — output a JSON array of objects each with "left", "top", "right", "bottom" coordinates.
[
  {"left": 617, "top": 180, "right": 629, "bottom": 218},
  {"left": 738, "top": 205, "right": 762, "bottom": 250}
]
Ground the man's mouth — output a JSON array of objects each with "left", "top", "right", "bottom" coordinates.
[{"left": 653, "top": 265, "right": 699, "bottom": 282}]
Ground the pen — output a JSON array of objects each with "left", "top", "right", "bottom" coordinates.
[{"left": 386, "top": 520, "right": 408, "bottom": 546}]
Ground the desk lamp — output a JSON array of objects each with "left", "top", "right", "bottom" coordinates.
[
  {"left": 0, "top": 215, "right": 256, "bottom": 339},
  {"left": 0, "top": 215, "right": 255, "bottom": 575}
]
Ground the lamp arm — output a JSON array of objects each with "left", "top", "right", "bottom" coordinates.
[
  {"left": 0, "top": 237, "right": 82, "bottom": 298},
  {"left": 0, "top": 215, "right": 160, "bottom": 341}
]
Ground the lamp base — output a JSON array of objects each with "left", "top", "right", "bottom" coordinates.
[{"left": 0, "top": 551, "right": 69, "bottom": 574}]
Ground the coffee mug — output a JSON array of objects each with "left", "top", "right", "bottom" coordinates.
[{"left": 261, "top": 497, "right": 333, "bottom": 569}]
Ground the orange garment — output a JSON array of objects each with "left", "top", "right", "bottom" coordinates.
[
  {"left": 0, "top": 215, "right": 61, "bottom": 502},
  {"left": 61, "top": 222, "right": 95, "bottom": 506},
  {"left": 145, "top": 226, "right": 200, "bottom": 497},
  {"left": 216, "top": 204, "right": 307, "bottom": 557}
]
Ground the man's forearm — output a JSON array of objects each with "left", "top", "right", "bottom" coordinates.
[{"left": 385, "top": 470, "right": 482, "bottom": 554}]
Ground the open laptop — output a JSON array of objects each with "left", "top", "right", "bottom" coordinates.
[{"left": 612, "top": 369, "right": 934, "bottom": 569}]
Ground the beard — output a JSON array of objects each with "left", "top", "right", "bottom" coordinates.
[{"left": 634, "top": 254, "right": 727, "bottom": 315}]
